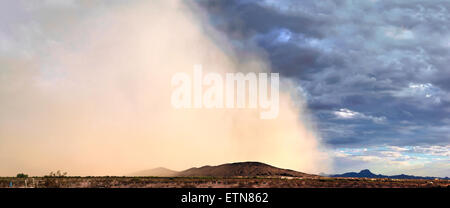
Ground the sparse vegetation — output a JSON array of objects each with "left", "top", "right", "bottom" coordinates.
[
  {"left": 16, "top": 173, "right": 28, "bottom": 178},
  {"left": 0, "top": 176, "right": 448, "bottom": 188},
  {"left": 2, "top": 163, "right": 448, "bottom": 188},
  {"left": 45, "top": 170, "right": 68, "bottom": 178}
]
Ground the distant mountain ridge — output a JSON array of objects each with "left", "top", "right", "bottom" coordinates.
[
  {"left": 330, "top": 169, "right": 449, "bottom": 180},
  {"left": 128, "top": 167, "right": 178, "bottom": 177},
  {"left": 129, "top": 162, "right": 317, "bottom": 178}
]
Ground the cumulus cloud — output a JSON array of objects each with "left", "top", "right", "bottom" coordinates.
[
  {"left": 198, "top": 0, "right": 450, "bottom": 149},
  {"left": 410, "top": 145, "right": 450, "bottom": 157},
  {"left": 334, "top": 145, "right": 450, "bottom": 177},
  {"left": 197, "top": 0, "right": 450, "bottom": 176},
  {"left": 333, "top": 108, "right": 386, "bottom": 124}
]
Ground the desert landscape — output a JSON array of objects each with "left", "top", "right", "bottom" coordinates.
[
  {"left": 2, "top": 162, "right": 448, "bottom": 188},
  {"left": 1, "top": 0, "right": 449, "bottom": 194}
]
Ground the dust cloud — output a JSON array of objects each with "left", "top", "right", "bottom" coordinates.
[{"left": 0, "top": 0, "right": 331, "bottom": 176}]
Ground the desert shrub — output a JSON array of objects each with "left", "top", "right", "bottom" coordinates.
[
  {"left": 16, "top": 173, "right": 28, "bottom": 178},
  {"left": 45, "top": 170, "right": 67, "bottom": 178}
]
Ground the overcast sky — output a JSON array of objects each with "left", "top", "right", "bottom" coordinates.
[
  {"left": 197, "top": 0, "right": 450, "bottom": 176},
  {"left": 0, "top": 0, "right": 449, "bottom": 177}
]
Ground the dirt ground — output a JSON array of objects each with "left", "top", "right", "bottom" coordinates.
[{"left": 1, "top": 177, "right": 449, "bottom": 188}]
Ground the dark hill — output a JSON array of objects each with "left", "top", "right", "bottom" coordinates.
[
  {"left": 129, "top": 162, "right": 317, "bottom": 178},
  {"left": 176, "top": 162, "right": 316, "bottom": 178},
  {"left": 330, "top": 169, "right": 449, "bottom": 180}
]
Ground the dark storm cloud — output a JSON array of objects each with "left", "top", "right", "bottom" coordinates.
[
  {"left": 198, "top": 0, "right": 326, "bottom": 38},
  {"left": 197, "top": 0, "right": 450, "bottom": 148}
]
